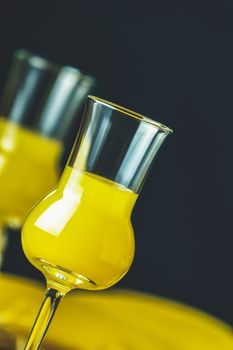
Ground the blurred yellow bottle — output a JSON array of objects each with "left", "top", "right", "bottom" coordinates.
[
  {"left": 22, "top": 166, "right": 137, "bottom": 290},
  {"left": 0, "top": 118, "right": 62, "bottom": 227}
]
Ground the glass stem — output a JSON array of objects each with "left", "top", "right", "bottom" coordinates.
[
  {"left": 0, "top": 223, "right": 7, "bottom": 270},
  {"left": 24, "top": 284, "right": 66, "bottom": 350},
  {"left": 16, "top": 336, "right": 26, "bottom": 350}
]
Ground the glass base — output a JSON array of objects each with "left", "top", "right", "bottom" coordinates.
[{"left": 34, "top": 258, "right": 97, "bottom": 291}]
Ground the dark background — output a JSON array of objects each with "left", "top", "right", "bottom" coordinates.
[{"left": 0, "top": 0, "right": 233, "bottom": 326}]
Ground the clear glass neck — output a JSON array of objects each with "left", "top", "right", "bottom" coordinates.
[{"left": 68, "top": 96, "right": 172, "bottom": 193}]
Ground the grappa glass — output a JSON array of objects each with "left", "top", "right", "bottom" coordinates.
[
  {"left": 21, "top": 95, "right": 172, "bottom": 349},
  {"left": 0, "top": 49, "right": 95, "bottom": 265}
]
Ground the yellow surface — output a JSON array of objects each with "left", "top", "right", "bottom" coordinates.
[
  {"left": 22, "top": 166, "right": 137, "bottom": 290},
  {"left": 0, "top": 274, "right": 232, "bottom": 349},
  {"left": 0, "top": 118, "right": 62, "bottom": 227}
]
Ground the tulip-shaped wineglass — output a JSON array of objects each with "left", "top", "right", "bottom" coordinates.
[{"left": 22, "top": 95, "right": 172, "bottom": 349}]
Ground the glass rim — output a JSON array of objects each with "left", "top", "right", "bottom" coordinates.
[
  {"left": 88, "top": 95, "right": 173, "bottom": 133},
  {"left": 14, "top": 48, "right": 60, "bottom": 72},
  {"left": 14, "top": 48, "right": 96, "bottom": 83}
]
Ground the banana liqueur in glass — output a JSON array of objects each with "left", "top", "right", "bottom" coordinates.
[{"left": 22, "top": 96, "right": 173, "bottom": 349}]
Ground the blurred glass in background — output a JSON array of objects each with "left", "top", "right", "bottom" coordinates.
[{"left": 0, "top": 48, "right": 96, "bottom": 265}]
